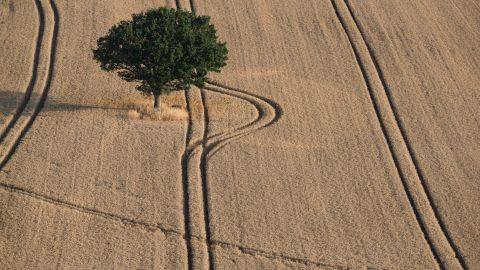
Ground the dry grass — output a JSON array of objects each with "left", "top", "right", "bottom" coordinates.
[
  {"left": 1, "top": 0, "right": 479, "bottom": 269},
  {"left": 127, "top": 106, "right": 188, "bottom": 121},
  {"left": 127, "top": 109, "right": 141, "bottom": 120},
  {"left": 149, "top": 107, "right": 188, "bottom": 121},
  {"left": 120, "top": 92, "right": 188, "bottom": 121},
  {"left": 117, "top": 89, "right": 253, "bottom": 122}
]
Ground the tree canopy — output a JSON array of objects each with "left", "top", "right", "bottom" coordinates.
[{"left": 92, "top": 7, "right": 228, "bottom": 107}]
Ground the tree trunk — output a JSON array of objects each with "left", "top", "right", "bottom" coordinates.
[{"left": 153, "top": 94, "right": 161, "bottom": 110}]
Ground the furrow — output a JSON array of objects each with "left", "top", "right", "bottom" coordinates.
[
  {"left": 198, "top": 87, "right": 215, "bottom": 270},
  {"left": 343, "top": 1, "right": 467, "bottom": 269},
  {"left": 0, "top": 0, "right": 59, "bottom": 170},
  {"left": 178, "top": 1, "right": 283, "bottom": 269},
  {"left": 175, "top": 1, "right": 195, "bottom": 269},
  {"left": 212, "top": 239, "right": 351, "bottom": 270},
  {"left": 331, "top": 0, "right": 465, "bottom": 269},
  {"left": 180, "top": 81, "right": 281, "bottom": 270},
  {"left": 175, "top": 0, "right": 183, "bottom": 10},
  {"left": 0, "top": 182, "right": 181, "bottom": 235},
  {"left": 0, "top": 0, "right": 44, "bottom": 144},
  {"left": 200, "top": 81, "right": 281, "bottom": 270},
  {"left": 186, "top": 0, "right": 214, "bottom": 268},
  {"left": 204, "top": 79, "right": 283, "bottom": 157},
  {"left": 202, "top": 83, "right": 276, "bottom": 158},
  {"left": 181, "top": 88, "right": 195, "bottom": 270},
  {"left": 1, "top": 181, "right": 351, "bottom": 270},
  {"left": 329, "top": 0, "right": 444, "bottom": 268},
  {"left": 206, "top": 79, "right": 283, "bottom": 127}
]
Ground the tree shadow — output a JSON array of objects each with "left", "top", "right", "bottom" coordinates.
[
  {"left": 0, "top": 89, "right": 20, "bottom": 115},
  {"left": 0, "top": 89, "right": 127, "bottom": 116}
]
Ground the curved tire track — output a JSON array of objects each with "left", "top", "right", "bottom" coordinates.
[
  {"left": 179, "top": 1, "right": 282, "bottom": 269},
  {"left": 181, "top": 81, "right": 281, "bottom": 270},
  {"left": 0, "top": 0, "right": 58, "bottom": 170},
  {"left": 201, "top": 81, "right": 281, "bottom": 270},
  {"left": 203, "top": 80, "right": 282, "bottom": 157},
  {"left": 178, "top": 1, "right": 281, "bottom": 269},
  {"left": 0, "top": 0, "right": 44, "bottom": 160}
]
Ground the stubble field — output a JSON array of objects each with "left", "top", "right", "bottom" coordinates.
[{"left": 1, "top": 0, "right": 479, "bottom": 269}]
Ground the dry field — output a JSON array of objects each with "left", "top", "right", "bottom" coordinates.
[{"left": 0, "top": 0, "right": 479, "bottom": 269}]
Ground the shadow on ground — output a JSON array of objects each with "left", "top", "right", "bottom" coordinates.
[{"left": 0, "top": 89, "right": 128, "bottom": 116}]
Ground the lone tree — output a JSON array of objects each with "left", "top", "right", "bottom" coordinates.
[{"left": 93, "top": 7, "right": 228, "bottom": 110}]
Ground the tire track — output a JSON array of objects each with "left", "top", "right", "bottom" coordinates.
[
  {"left": 178, "top": 69, "right": 281, "bottom": 270},
  {"left": 200, "top": 81, "right": 281, "bottom": 270},
  {"left": 212, "top": 239, "right": 350, "bottom": 270},
  {"left": 1, "top": 181, "right": 351, "bottom": 270},
  {"left": 203, "top": 80, "right": 282, "bottom": 158},
  {"left": 331, "top": 0, "right": 465, "bottom": 269},
  {"left": 343, "top": 2, "right": 467, "bottom": 269},
  {"left": 180, "top": 68, "right": 195, "bottom": 270},
  {"left": 0, "top": 0, "right": 44, "bottom": 159},
  {"left": 178, "top": 2, "right": 284, "bottom": 269},
  {"left": 175, "top": 2, "right": 200, "bottom": 270},
  {"left": 198, "top": 86, "right": 214, "bottom": 270},
  {"left": 0, "top": 0, "right": 59, "bottom": 170},
  {"left": 180, "top": 81, "right": 281, "bottom": 270},
  {"left": 329, "top": 0, "right": 444, "bottom": 268},
  {"left": 0, "top": 181, "right": 182, "bottom": 234},
  {"left": 181, "top": 3, "right": 282, "bottom": 270}
]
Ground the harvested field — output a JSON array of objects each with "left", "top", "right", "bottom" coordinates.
[{"left": 0, "top": 0, "right": 479, "bottom": 269}]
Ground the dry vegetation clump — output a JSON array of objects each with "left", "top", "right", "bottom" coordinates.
[
  {"left": 127, "top": 109, "right": 141, "bottom": 120},
  {"left": 121, "top": 92, "right": 188, "bottom": 121},
  {"left": 127, "top": 107, "right": 188, "bottom": 121},
  {"left": 149, "top": 107, "right": 188, "bottom": 121},
  {"left": 0, "top": 0, "right": 12, "bottom": 12}
]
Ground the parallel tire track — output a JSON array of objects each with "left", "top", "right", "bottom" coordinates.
[
  {"left": 181, "top": 3, "right": 282, "bottom": 270},
  {"left": 0, "top": 0, "right": 44, "bottom": 145},
  {"left": 174, "top": 0, "right": 197, "bottom": 269},
  {"left": 180, "top": 1, "right": 282, "bottom": 269},
  {"left": 0, "top": 181, "right": 351, "bottom": 270},
  {"left": 329, "top": 0, "right": 444, "bottom": 267},
  {"left": 0, "top": 0, "right": 59, "bottom": 170},
  {"left": 203, "top": 81, "right": 282, "bottom": 158},
  {"left": 200, "top": 81, "right": 281, "bottom": 270},
  {"left": 175, "top": 1, "right": 198, "bottom": 269},
  {"left": 181, "top": 81, "right": 281, "bottom": 270},
  {"left": 331, "top": 0, "right": 465, "bottom": 269},
  {"left": 0, "top": 1, "right": 280, "bottom": 270},
  {"left": 180, "top": 88, "right": 195, "bottom": 270},
  {"left": 342, "top": 2, "right": 467, "bottom": 269},
  {"left": 198, "top": 87, "right": 214, "bottom": 270},
  {"left": 0, "top": 1, "right": 462, "bottom": 269}
]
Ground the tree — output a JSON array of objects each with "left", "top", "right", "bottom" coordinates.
[{"left": 92, "top": 7, "right": 228, "bottom": 110}]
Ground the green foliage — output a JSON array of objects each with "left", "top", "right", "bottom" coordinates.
[{"left": 92, "top": 7, "right": 228, "bottom": 97}]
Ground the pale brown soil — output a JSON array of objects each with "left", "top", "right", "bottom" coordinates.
[{"left": 0, "top": 0, "right": 479, "bottom": 269}]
